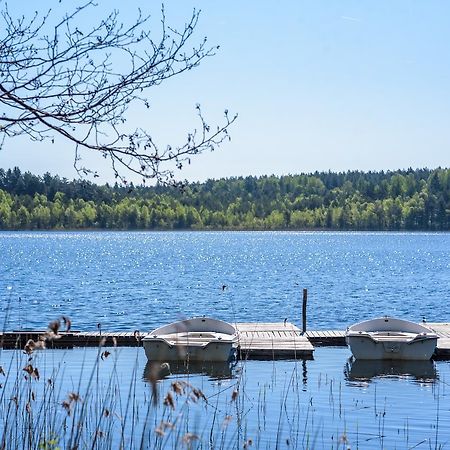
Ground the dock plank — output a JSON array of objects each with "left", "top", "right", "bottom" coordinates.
[
  {"left": 235, "top": 322, "right": 314, "bottom": 359},
  {"left": 235, "top": 322, "right": 300, "bottom": 332},
  {"left": 428, "top": 323, "right": 450, "bottom": 338},
  {"left": 304, "top": 330, "right": 346, "bottom": 346},
  {"left": 427, "top": 324, "right": 450, "bottom": 358}
]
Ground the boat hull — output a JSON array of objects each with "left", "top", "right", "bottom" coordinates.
[
  {"left": 346, "top": 334, "right": 437, "bottom": 360},
  {"left": 143, "top": 338, "right": 234, "bottom": 362},
  {"left": 346, "top": 317, "right": 438, "bottom": 361},
  {"left": 143, "top": 317, "right": 238, "bottom": 363}
]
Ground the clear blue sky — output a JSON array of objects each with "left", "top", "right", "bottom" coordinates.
[{"left": 2, "top": 0, "right": 450, "bottom": 183}]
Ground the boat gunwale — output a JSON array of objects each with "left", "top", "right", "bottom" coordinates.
[
  {"left": 144, "top": 317, "right": 237, "bottom": 339},
  {"left": 346, "top": 316, "right": 436, "bottom": 335},
  {"left": 346, "top": 330, "right": 438, "bottom": 344}
]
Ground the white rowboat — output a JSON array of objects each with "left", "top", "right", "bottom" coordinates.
[
  {"left": 346, "top": 317, "right": 438, "bottom": 361},
  {"left": 143, "top": 317, "right": 238, "bottom": 362}
]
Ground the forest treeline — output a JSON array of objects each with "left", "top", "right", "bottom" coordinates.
[{"left": 0, "top": 167, "right": 449, "bottom": 230}]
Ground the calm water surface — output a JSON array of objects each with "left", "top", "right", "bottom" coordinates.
[
  {"left": 1, "top": 347, "right": 449, "bottom": 449},
  {"left": 1, "top": 231, "right": 449, "bottom": 331},
  {"left": 1, "top": 231, "right": 449, "bottom": 448}
]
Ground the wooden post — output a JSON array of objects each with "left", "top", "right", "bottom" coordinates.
[{"left": 302, "top": 288, "right": 307, "bottom": 333}]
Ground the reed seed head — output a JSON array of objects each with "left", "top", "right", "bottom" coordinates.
[
  {"left": 23, "top": 364, "right": 40, "bottom": 380},
  {"left": 48, "top": 319, "right": 60, "bottom": 334},
  {"left": 62, "top": 400, "right": 71, "bottom": 414},
  {"left": 222, "top": 415, "right": 233, "bottom": 428},
  {"left": 68, "top": 392, "right": 80, "bottom": 402},
  {"left": 24, "top": 339, "right": 36, "bottom": 354},
  {"left": 171, "top": 381, "right": 184, "bottom": 395},
  {"left": 155, "top": 420, "right": 175, "bottom": 437},
  {"left": 191, "top": 388, "right": 206, "bottom": 402},
  {"left": 182, "top": 433, "right": 199, "bottom": 445},
  {"left": 162, "top": 421, "right": 174, "bottom": 430},
  {"left": 163, "top": 392, "right": 175, "bottom": 410},
  {"left": 44, "top": 331, "right": 61, "bottom": 342}
]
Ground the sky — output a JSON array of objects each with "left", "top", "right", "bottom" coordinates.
[{"left": 1, "top": 0, "right": 450, "bottom": 184}]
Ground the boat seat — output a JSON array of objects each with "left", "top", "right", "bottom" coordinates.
[{"left": 149, "top": 331, "right": 236, "bottom": 347}]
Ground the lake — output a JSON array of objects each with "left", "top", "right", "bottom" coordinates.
[
  {"left": 1, "top": 231, "right": 449, "bottom": 448},
  {"left": 0, "top": 346, "right": 449, "bottom": 449},
  {"left": 1, "top": 231, "right": 449, "bottom": 331}
]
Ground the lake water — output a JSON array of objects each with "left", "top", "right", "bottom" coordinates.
[
  {"left": 0, "top": 346, "right": 449, "bottom": 449},
  {"left": 1, "top": 231, "right": 449, "bottom": 331},
  {"left": 1, "top": 231, "right": 450, "bottom": 448}
]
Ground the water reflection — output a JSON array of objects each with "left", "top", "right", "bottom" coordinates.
[
  {"left": 302, "top": 359, "right": 308, "bottom": 388},
  {"left": 143, "top": 360, "right": 235, "bottom": 382},
  {"left": 344, "top": 357, "right": 438, "bottom": 384}
]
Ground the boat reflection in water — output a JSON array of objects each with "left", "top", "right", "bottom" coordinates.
[
  {"left": 143, "top": 360, "right": 235, "bottom": 383},
  {"left": 344, "top": 357, "right": 438, "bottom": 384}
]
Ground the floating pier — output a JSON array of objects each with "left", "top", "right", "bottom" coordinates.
[
  {"left": 1, "top": 322, "right": 450, "bottom": 360},
  {"left": 427, "top": 323, "right": 450, "bottom": 359},
  {"left": 236, "top": 322, "right": 314, "bottom": 359},
  {"left": 0, "top": 322, "right": 314, "bottom": 360}
]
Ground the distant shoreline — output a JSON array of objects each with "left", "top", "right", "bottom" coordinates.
[
  {"left": 1, "top": 228, "right": 449, "bottom": 233},
  {"left": 1, "top": 167, "right": 449, "bottom": 231}
]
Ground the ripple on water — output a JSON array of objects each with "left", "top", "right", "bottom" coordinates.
[{"left": 1, "top": 231, "right": 449, "bottom": 330}]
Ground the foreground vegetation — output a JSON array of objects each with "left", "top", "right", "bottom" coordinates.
[
  {"left": 0, "top": 337, "right": 446, "bottom": 449},
  {"left": 0, "top": 167, "right": 449, "bottom": 230}
]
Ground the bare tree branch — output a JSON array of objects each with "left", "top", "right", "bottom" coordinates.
[{"left": 0, "top": 1, "right": 237, "bottom": 185}]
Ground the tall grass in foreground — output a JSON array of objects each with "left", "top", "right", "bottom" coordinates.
[
  {"left": 0, "top": 341, "right": 245, "bottom": 449},
  {"left": 0, "top": 317, "right": 447, "bottom": 449},
  {"left": 0, "top": 329, "right": 315, "bottom": 449}
]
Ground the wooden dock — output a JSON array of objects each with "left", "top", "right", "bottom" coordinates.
[
  {"left": 428, "top": 323, "right": 450, "bottom": 359},
  {"left": 305, "top": 330, "right": 346, "bottom": 346},
  {"left": 0, "top": 322, "right": 315, "bottom": 360},
  {"left": 236, "top": 322, "right": 314, "bottom": 359},
  {"left": 1, "top": 322, "right": 450, "bottom": 360}
]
